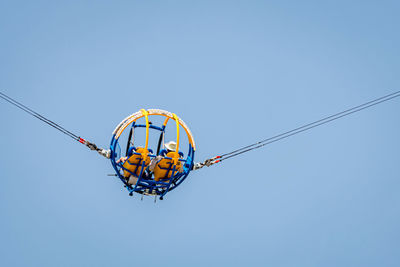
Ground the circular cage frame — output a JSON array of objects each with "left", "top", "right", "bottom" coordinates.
[{"left": 110, "top": 109, "right": 196, "bottom": 198}]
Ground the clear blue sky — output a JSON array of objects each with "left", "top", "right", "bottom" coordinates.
[{"left": 1, "top": 1, "right": 399, "bottom": 266}]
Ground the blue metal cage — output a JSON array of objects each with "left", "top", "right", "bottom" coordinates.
[{"left": 109, "top": 109, "right": 195, "bottom": 199}]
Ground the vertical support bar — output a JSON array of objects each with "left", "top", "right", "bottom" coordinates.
[
  {"left": 160, "top": 164, "right": 177, "bottom": 199},
  {"left": 140, "top": 109, "right": 150, "bottom": 161},
  {"left": 172, "top": 113, "right": 180, "bottom": 165},
  {"left": 125, "top": 122, "right": 135, "bottom": 156},
  {"left": 172, "top": 113, "right": 180, "bottom": 152},
  {"left": 140, "top": 109, "right": 150, "bottom": 150}
]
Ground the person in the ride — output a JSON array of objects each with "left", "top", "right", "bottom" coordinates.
[
  {"left": 148, "top": 141, "right": 203, "bottom": 172},
  {"left": 116, "top": 154, "right": 137, "bottom": 185},
  {"left": 149, "top": 140, "right": 190, "bottom": 183},
  {"left": 148, "top": 141, "right": 180, "bottom": 172},
  {"left": 117, "top": 147, "right": 152, "bottom": 184}
]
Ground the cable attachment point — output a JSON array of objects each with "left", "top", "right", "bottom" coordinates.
[
  {"left": 79, "top": 137, "right": 110, "bottom": 159},
  {"left": 192, "top": 156, "right": 221, "bottom": 170},
  {"left": 86, "top": 141, "right": 98, "bottom": 151},
  {"left": 98, "top": 148, "right": 111, "bottom": 159}
]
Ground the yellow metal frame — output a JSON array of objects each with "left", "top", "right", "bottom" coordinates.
[
  {"left": 172, "top": 113, "right": 180, "bottom": 164},
  {"left": 140, "top": 109, "right": 150, "bottom": 161},
  {"left": 113, "top": 109, "right": 196, "bottom": 151}
]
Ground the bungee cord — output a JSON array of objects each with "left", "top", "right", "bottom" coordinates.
[
  {"left": 197, "top": 90, "right": 400, "bottom": 167},
  {"left": 4, "top": 89, "right": 398, "bottom": 200},
  {"left": 219, "top": 90, "right": 400, "bottom": 159},
  {"left": 0, "top": 92, "right": 80, "bottom": 141},
  {"left": 0, "top": 91, "right": 109, "bottom": 157},
  {"left": 1, "top": 90, "right": 399, "bottom": 169}
]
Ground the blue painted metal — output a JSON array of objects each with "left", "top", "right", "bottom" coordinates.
[
  {"left": 109, "top": 115, "right": 195, "bottom": 199},
  {"left": 134, "top": 124, "right": 164, "bottom": 131}
]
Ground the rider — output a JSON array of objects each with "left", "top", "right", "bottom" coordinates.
[{"left": 148, "top": 141, "right": 180, "bottom": 172}]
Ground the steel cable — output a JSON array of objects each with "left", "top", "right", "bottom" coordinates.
[
  {"left": 218, "top": 90, "right": 400, "bottom": 162},
  {"left": 0, "top": 91, "right": 80, "bottom": 141}
]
